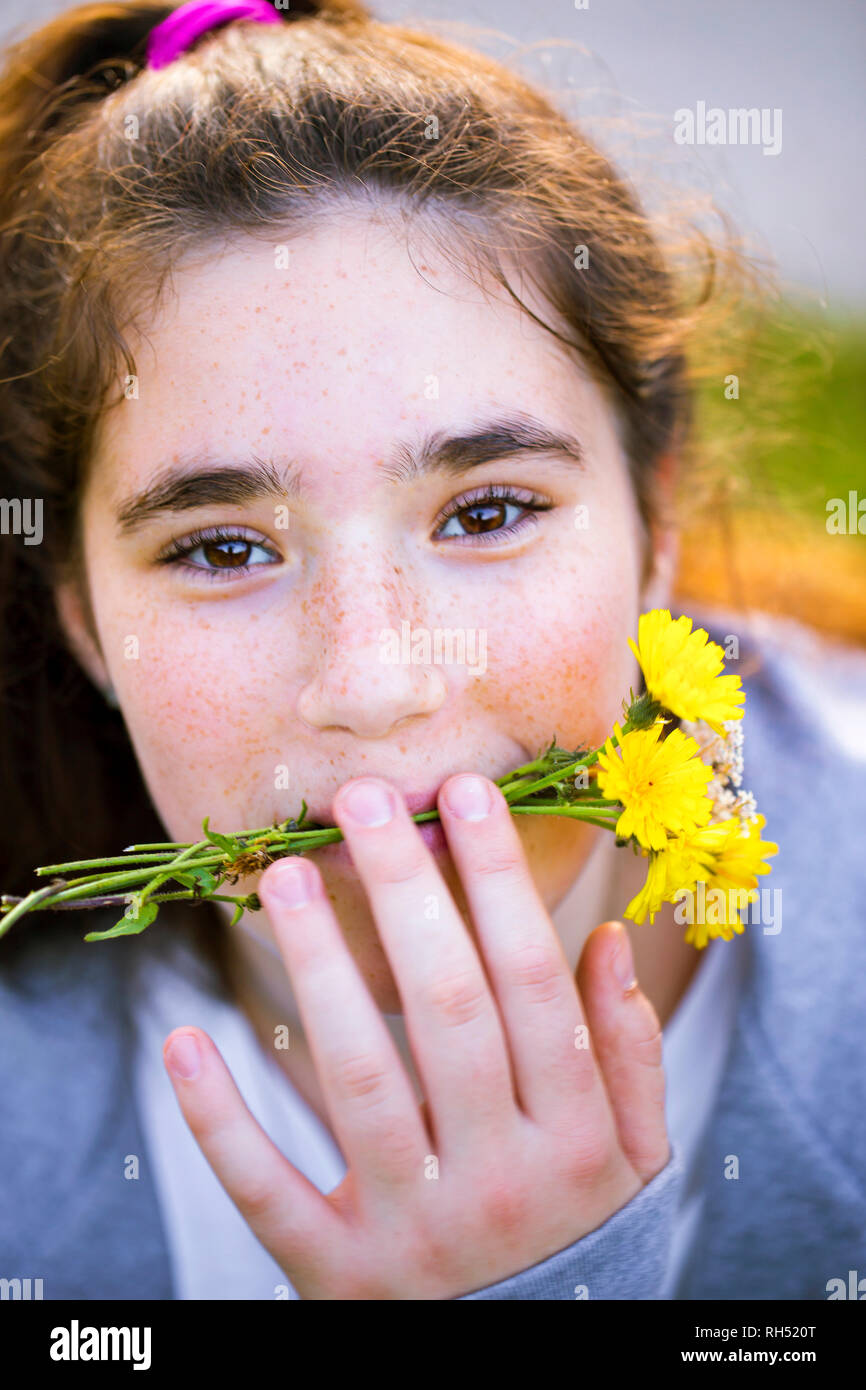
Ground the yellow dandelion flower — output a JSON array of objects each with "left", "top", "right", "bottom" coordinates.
[
  {"left": 682, "top": 889, "right": 753, "bottom": 949},
  {"left": 623, "top": 813, "right": 777, "bottom": 941},
  {"left": 629, "top": 609, "right": 745, "bottom": 736},
  {"left": 596, "top": 721, "right": 713, "bottom": 851},
  {"left": 625, "top": 850, "right": 677, "bottom": 925},
  {"left": 624, "top": 834, "right": 706, "bottom": 925},
  {"left": 678, "top": 813, "right": 776, "bottom": 888},
  {"left": 678, "top": 814, "right": 778, "bottom": 949}
]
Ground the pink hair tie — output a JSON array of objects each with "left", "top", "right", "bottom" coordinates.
[{"left": 146, "top": 0, "right": 283, "bottom": 71}]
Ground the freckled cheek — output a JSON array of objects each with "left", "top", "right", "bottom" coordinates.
[
  {"left": 477, "top": 551, "right": 640, "bottom": 750},
  {"left": 111, "top": 629, "right": 288, "bottom": 838}
]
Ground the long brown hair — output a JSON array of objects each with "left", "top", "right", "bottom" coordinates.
[{"left": 0, "top": 0, "right": 760, "bottom": 979}]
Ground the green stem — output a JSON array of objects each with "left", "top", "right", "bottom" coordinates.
[
  {"left": 509, "top": 807, "right": 620, "bottom": 832},
  {"left": 137, "top": 838, "right": 220, "bottom": 907},
  {"left": 123, "top": 841, "right": 198, "bottom": 852},
  {"left": 502, "top": 755, "right": 598, "bottom": 803},
  {"left": 0, "top": 729, "right": 636, "bottom": 940},
  {"left": 10, "top": 888, "right": 249, "bottom": 912},
  {"left": 29, "top": 854, "right": 227, "bottom": 904},
  {"left": 502, "top": 724, "right": 631, "bottom": 803},
  {"left": 494, "top": 756, "right": 548, "bottom": 787},
  {"left": 36, "top": 851, "right": 199, "bottom": 873},
  {"left": 0, "top": 882, "right": 71, "bottom": 932}
]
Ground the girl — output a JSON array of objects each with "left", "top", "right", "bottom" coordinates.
[{"left": 0, "top": 0, "right": 863, "bottom": 1301}]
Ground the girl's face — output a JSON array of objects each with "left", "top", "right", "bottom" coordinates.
[{"left": 57, "top": 214, "right": 671, "bottom": 1012}]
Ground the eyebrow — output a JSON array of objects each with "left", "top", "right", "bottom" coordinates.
[{"left": 113, "top": 412, "right": 586, "bottom": 535}]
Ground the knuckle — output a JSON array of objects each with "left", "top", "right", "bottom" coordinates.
[
  {"left": 330, "top": 1049, "right": 391, "bottom": 1104},
  {"left": 238, "top": 1177, "right": 279, "bottom": 1223},
  {"left": 636, "top": 1062, "right": 668, "bottom": 1120},
  {"left": 476, "top": 1176, "right": 530, "bottom": 1238},
  {"left": 506, "top": 941, "right": 567, "bottom": 1004},
  {"left": 568, "top": 1039, "right": 603, "bottom": 1097},
  {"left": 374, "top": 845, "right": 429, "bottom": 886},
  {"left": 190, "top": 1105, "right": 234, "bottom": 1152},
  {"left": 471, "top": 842, "right": 524, "bottom": 880},
  {"left": 408, "top": 1218, "right": 459, "bottom": 1285},
  {"left": 328, "top": 1257, "right": 396, "bottom": 1301},
  {"left": 426, "top": 966, "right": 489, "bottom": 1029},
  {"left": 373, "top": 1118, "right": 424, "bottom": 1174},
  {"left": 568, "top": 1123, "right": 620, "bottom": 1184},
  {"left": 632, "top": 1022, "right": 665, "bottom": 1070}
]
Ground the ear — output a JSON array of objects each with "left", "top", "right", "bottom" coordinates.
[
  {"left": 639, "top": 450, "right": 679, "bottom": 612},
  {"left": 54, "top": 574, "right": 111, "bottom": 694}
]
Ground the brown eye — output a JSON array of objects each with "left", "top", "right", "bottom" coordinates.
[
  {"left": 435, "top": 485, "right": 553, "bottom": 545},
  {"left": 459, "top": 501, "right": 510, "bottom": 533},
  {"left": 201, "top": 538, "right": 253, "bottom": 567},
  {"left": 159, "top": 527, "right": 281, "bottom": 583}
]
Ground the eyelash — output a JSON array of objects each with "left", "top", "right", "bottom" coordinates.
[
  {"left": 156, "top": 525, "right": 280, "bottom": 584},
  {"left": 435, "top": 483, "right": 553, "bottom": 546},
  {"left": 157, "top": 485, "right": 555, "bottom": 582}
]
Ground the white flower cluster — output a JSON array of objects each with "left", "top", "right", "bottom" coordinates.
[{"left": 681, "top": 717, "right": 758, "bottom": 834}]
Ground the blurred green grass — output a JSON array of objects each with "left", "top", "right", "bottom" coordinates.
[
  {"left": 675, "top": 307, "right": 866, "bottom": 643},
  {"left": 693, "top": 308, "right": 866, "bottom": 516}
]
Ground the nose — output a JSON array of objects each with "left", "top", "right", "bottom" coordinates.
[
  {"left": 297, "top": 641, "right": 446, "bottom": 737},
  {"left": 295, "top": 563, "right": 448, "bottom": 738}
]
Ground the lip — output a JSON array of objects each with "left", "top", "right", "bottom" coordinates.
[{"left": 303, "top": 784, "right": 445, "bottom": 827}]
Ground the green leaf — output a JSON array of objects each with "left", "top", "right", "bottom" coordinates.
[
  {"left": 173, "top": 866, "right": 218, "bottom": 894},
  {"left": 201, "top": 816, "right": 241, "bottom": 856},
  {"left": 229, "top": 901, "right": 245, "bottom": 927},
  {"left": 84, "top": 898, "right": 159, "bottom": 942}
]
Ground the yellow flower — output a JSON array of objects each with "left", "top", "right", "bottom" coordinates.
[
  {"left": 629, "top": 609, "right": 745, "bottom": 735},
  {"left": 624, "top": 813, "right": 778, "bottom": 943},
  {"left": 682, "top": 814, "right": 778, "bottom": 945},
  {"left": 687, "top": 813, "right": 776, "bottom": 888},
  {"left": 596, "top": 721, "right": 713, "bottom": 851},
  {"left": 624, "top": 834, "right": 707, "bottom": 924},
  {"left": 624, "top": 849, "right": 679, "bottom": 925}
]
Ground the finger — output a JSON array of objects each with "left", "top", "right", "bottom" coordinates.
[
  {"left": 257, "top": 856, "right": 432, "bottom": 1201},
  {"left": 163, "top": 1026, "right": 344, "bottom": 1279},
  {"left": 330, "top": 777, "right": 517, "bottom": 1160},
  {"left": 436, "top": 773, "right": 611, "bottom": 1139},
  {"left": 576, "top": 922, "right": 671, "bottom": 1183}
]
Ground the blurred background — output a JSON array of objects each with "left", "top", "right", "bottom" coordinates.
[{"left": 3, "top": 0, "right": 864, "bottom": 639}]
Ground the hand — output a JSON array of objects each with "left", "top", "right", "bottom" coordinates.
[{"left": 162, "top": 773, "right": 671, "bottom": 1300}]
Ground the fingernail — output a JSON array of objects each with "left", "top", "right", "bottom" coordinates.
[
  {"left": 444, "top": 774, "right": 492, "bottom": 821},
  {"left": 266, "top": 858, "right": 316, "bottom": 908},
  {"left": 166, "top": 1033, "right": 201, "bottom": 1080},
  {"left": 340, "top": 779, "right": 395, "bottom": 826},
  {"left": 612, "top": 925, "right": 637, "bottom": 991}
]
